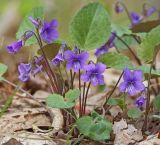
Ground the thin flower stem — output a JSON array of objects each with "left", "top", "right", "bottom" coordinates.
[
  {"left": 2, "top": 78, "right": 33, "bottom": 98},
  {"left": 104, "top": 71, "right": 124, "bottom": 107},
  {"left": 25, "top": 30, "right": 58, "bottom": 93},
  {"left": 83, "top": 82, "right": 91, "bottom": 114},
  {"left": 116, "top": 1, "right": 133, "bottom": 25},
  {"left": 82, "top": 82, "right": 86, "bottom": 115},
  {"left": 142, "top": 48, "right": 159, "bottom": 132},
  {"left": 70, "top": 70, "right": 73, "bottom": 89},
  {"left": 114, "top": 34, "right": 142, "bottom": 65},
  {"left": 114, "top": 44, "right": 120, "bottom": 53},
  {"left": 36, "top": 29, "right": 59, "bottom": 93},
  {"left": 78, "top": 69, "right": 82, "bottom": 116}
]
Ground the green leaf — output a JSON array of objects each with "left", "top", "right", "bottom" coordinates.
[
  {"left": 114, "top": 36, "right": 134, "bottom": 50},
  {"left": 47, "top": 89, "right": 80, "bottom": 109},
  {"left": 0, "top": 63, "right": 8, "bottom": 80},
  {"left": 138, "top": 25, "right": 160, "bottom": 63},
  {"left": 98, "top": 52, "right": 133, "bottom": 70},
  {"left": 70, "top": 2, "right": 111, "bottom": 51},
  {"left": 153, "top": 95, "right": 160, "bottom": 112},
  {"left": 65, "top": 89, "right": 80, "bottom": 102},
  {"left": 107, "top": 98, "right": 118, "bottom": 106},
  {"left": 136, "top": 65, "right": 160, "bottom": 78},
  {"left": 111, "top": 23, "right": 131, "bottom": 37},
  {"left": 127, "top": 108, "right": 142, "bottom": 119},
  {"left": 76, "top": 112, "right": 112, "bottom": 141},
  {"left": 16, "top": 7, "right": 44, "bottom": 46},
  {"left": 37, "top": 43, "right": 62, "bottom": 60}
]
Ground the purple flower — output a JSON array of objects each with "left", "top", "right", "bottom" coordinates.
[
  {"left": 28, "top": 16, "right": 39, "bottom": 27},
  {"left": 145, "top": 7, "right": 157, "bottom": 17},
  {"left": 24, "top": 31, "right": 34, "bottom": 40},
  {"left": 81, "top": 62, "right": 106, "bottom": 86},
  {"left": 135, "top": 95, "right": 145, "bottom": 108},
  {"left": 95, "top": 32, "right": 116, "bottom": 57},
  {"left": 6, "top": 40, "right": 23, "bottom": 54},
  {"left": 115, "top": 3, "right": 124, "bottom": 13},
  {"left": 18, "top": 63, "right": 31, "bottom": 82},
  {"left": 95, "top": 44, "right": 108, "bottom": 58},
  {"left": 130, "top": 12, "right": 143, "bottom": 25},
  {"left": 119, "top": 68, "right": 145, "bottom": 96},
  {"left": 64, "top": 50, "right": 89, "bottom": 72},
  {"left": 40, "top": 20, "right": 59, "bottom": 44},
  {"left": 52, "top": 53, "right": 64, "bottom": 66}
]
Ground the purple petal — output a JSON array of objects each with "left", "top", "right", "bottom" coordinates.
[
  {"left": 94, "top": 45, "right": 108, "bottom": 57},
  {"left": 130, "top": 12, "right": 143, "bottom": 25},
  {"left": 146, "top": 7, "right": 156, "bottom": 17},
  {"left": 135, "top": 96, "right": 145, "bottom": 108},
  {"left": 28, "top": 16, "right": 39, "bottom": 27},
  {"left": 97, "top": 75, "right": 105, "bottom": 85},
  {"left": 64, "top": 50, "right": 75, "bottom": 60},
  {"left": 66, "top": 62, "right": 73, "bottom": 70},
  {"left": 133, "top": 70, "right": 143, "bottom": 81},
  {"left": 119, "top": 82, "right": 128, "bottom": 92},
  {"left": 7, "top": 40, "right": 23, "bottom": 54},
  {"left": 123, "top": 68, "right": 133, "bottom": 81},
  {"left": 134, "top": 81, "right": 145, "bottom": 91},
  {"left": 96, "top": 62, "right": 106, "bottom": 74},
  {"left": 78, "top": 51, "right": 89, "bottom": 63},
  {"left": 50, "top": 19, "right": 58, "bottom": 28},
  {"left": 18, "top": 73, "right": 30, "bottom": 82},
  {"left": 18, "top": 63, "right": 31, "bottom": 74},
  {"left": 81, "top": 73, "right": 90, "bottom": 82},
  {"left": 115, "top": 3, "right": 124, "bottom": 13},
  {"left": 73, "top": 61, "right": 81, "bottom": 72},
  {"left": 127, "top": 85, "right": 137, "bottom": 96},
  {"left": 83, "top": 63, "right": 95, "bottom": 72}
]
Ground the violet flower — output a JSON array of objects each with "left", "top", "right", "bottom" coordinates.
[
  {"left": 81, "top": 62, "right": 106, "bottom": 86},
  {"left": 18, "top": 63, "right": 31, "bottom": 82},
  {"left": 115, "top": 3, "right": 124, "bottom": 13},
  {"left": 28, "top": 16, "right": 39, "bottom": 27},
  {"left": 40, "top": 20, "right": 59, "bottom": 44},
  {"left": 95, "top": 32, "right": 116, "bottom": 57},
  {"left": 7, "top": 40, "right": 23, "bottom": 54},
  {"left": 64, "top": 50, "right": 89, "bottom": 72},
  {"left": 52, "top": 53, "right": 64, "bottom": 66},
  {"left": 119, "top": 68, "right": 145, "bottom": 96},
  {"left": 145, "top": 7, "right": 157, "bottom": 17},
  {"left": 130, "top": 12, "right": 143, "bottom": 25},
  {"left": 135, "top": 95, "right": 145, "bottom": 108}
]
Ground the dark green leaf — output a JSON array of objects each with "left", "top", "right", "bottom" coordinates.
[
  {"left": 131, "top": 20, "right": 160, "bottom": 33},
  {"left": 16, "top": 7, "right": 44, "bottom": 46},
  {"left": 127, "top": 108, "right": 142, "bottom": 119},
  {"left": 70, "top": 2, "right": 111, "bottom": 51},
  {"left": 37, "top": 43, "right": 61, "bottom": 60},
  {"left": 98, "top": 52, "right": 133, "bottom": 70}
]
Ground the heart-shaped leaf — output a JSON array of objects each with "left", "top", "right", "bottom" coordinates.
[
  {"left": 70, "top": 2, "right": 111, "bottom": 51},
  {"left": 0, "top": 63, "right": 8, "bottom": 80},
  {"left": 98, "top": 52, "right": 133, "bottom": 70},
  {"left": 16, "top": 7, "right": 44, "bottom": 46},
  {"left": 127, "top": 108, "right": 142, "bottom": 119},
  {"left": 47, "top": 89, "right": 80, "bottom": 109},
  {"left": 138, "top": 25, "right": 160, "bottom": 63},
  {"left": 76, "top": 111, "right": 112, "bottom": 141}
]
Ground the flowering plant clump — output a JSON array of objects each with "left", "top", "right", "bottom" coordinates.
[{"left": 3, "top": 1, "right": 160, "bottom": 143}]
